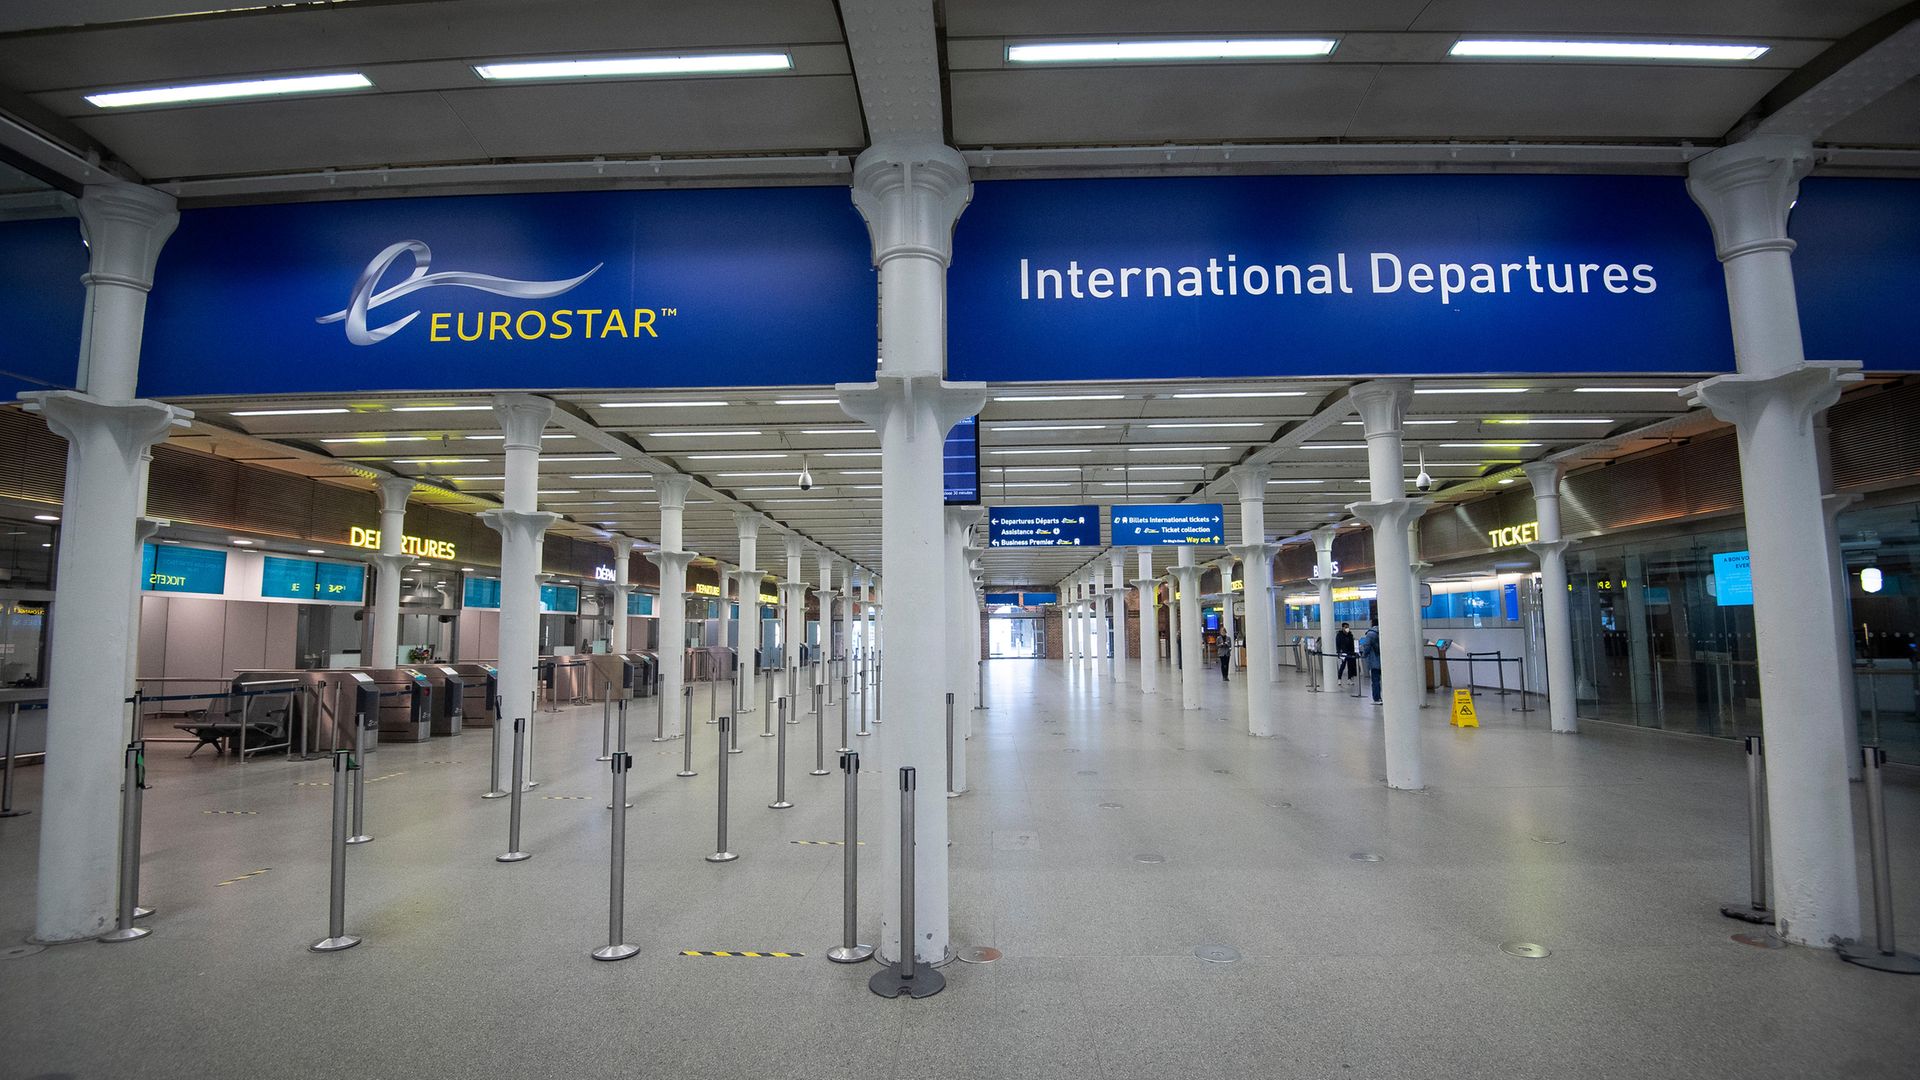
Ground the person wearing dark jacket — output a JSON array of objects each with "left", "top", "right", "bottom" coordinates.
[
  {"left": 1335, "top": 623, "right": 1356, "bottom": 682},
  {"left": 1358, "top": 621, "right": 1382, "bottom": 704}
]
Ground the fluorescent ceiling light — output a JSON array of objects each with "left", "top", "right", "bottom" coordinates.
[
  {"left": 393, "top": 404, "right": 494, "bottom": 413},
  {"left": 1124, "top": 465, "right": 1205, "bottom": 472},
  {"left": 33, "top": 514, "right": 60, "bottom": 522},
  {"left": 1008, "top": 39, "right": 1337, "bottom": 64},
  {"left": 232, "top": 407, "right": 350, "bottom": 417},
  {"left": 475, "top": 53, "right": 792, "bottom": 81},
  {"left": 1099, "top": 481, "right": 1185, "bottom": 487},
  {"left": 1268, "top": 479, "right": 1324, "bottom": 485},
  {"left": 1488, "top": 418, "right": 1613, "bottom": 425},
  {"left": 650, "top": 430, "right": 760, "bottom": 437},
  {"left": 390, "top": 457, "right": 487, "bottom": 465},
  {"left": 607, "top": 489, "right": 652, "bottom": 494},
  {"left": 1414, "top": 387, "right": 1527, "bottom": 395},
  {"left": 992, "top": 394, "right": 1125, "bottom": 402},
  {"left": 822, "top": 452, "right": 881, "bottom": 458},
  {"left": 1303, "top": 443, "right": 1367, "bottom": 450},
  {"left": 464, "top": 433, "right": 575, "bottom": 440},
  {"left": 307, "top": 549, "right": 326, "bottom": 555},
  {"left": 1125, "top": 445, "right": 1230, "bottom": 452},
  {"left": 1342, "top": 419, "right": 1456, "bottom": 426},
  {"left": 995, "top": 466, "right": 1082, "bottom": 474},
  {"left": 1450, "top": 40, "right": 1768, "bottom": 62},
  {"left": 774, "top": 398, "right": 837, "bottom": 406},
  {"left": 451, "top": 475, "right": 506, "bottom": 481},
  {"left": 799, "top": 428, "right": 873, "bottom": 435},
  {"left": 1573, "top": 386, "right": 1684, "bottom": 394},
  {"left": 1000, "top": 482, "right": 1074, "bottom": 489},
  {"left": 599, "top": 400, "right": 729, "bottom": 408},
  {"left": 320, "top": 436, "right": 431, "bottom": 445},
  {"left": 1169, "top": 390, "right": 1307, "bottom": 399},
  {"left": 987, "top": 424, "right": 1108, "bottom": 432},
  {"left": 231, "top": 538, "right": 255, "bottom": 546},
  {"left": 1439, "top": 442, "right": 1542, "bottom": 449},
  {"left": 86, "top": 72, "right": 371, "bottom": 109},
  {"left": 572, "top": 473, "right": 653, "bottom": 480},
  {"left": 687, "top": 453, "right": 788, "bottom": 460},
  {"left": 717, "top": 471, "right": 798, "bottom": 478},
  {"left": 537, "top": 490, "right": 581, "bottom": 496},
  {"left": 1146, "top": 422, "right": 1262, "bottom": 429},
  {"left": 540, "top": 456, "right": 619, "bottom": 463},
  {"left": 988, "top": 448, "right": 1095, "bottom": 455}
]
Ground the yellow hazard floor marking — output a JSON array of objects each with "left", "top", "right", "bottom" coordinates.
[
  {"left": 680, "top": 950, "right": 803, "bottom": 958},
  {"left": 203, "top": 810, "right": 258, "bottom": 816},
  {"left": 542, "top": 795, "right": 592, "bottom": 801},
  {"left": 294, "top": 781, "right": 330, "bottom": 788},
  {"left": 365, "top": 772, "right": 408, "bottom": 783},
  {"left": 788, "top": 840, "right": 865, "bottom": 846},
  {"left": 216, "top": 868, "right": 272, "bottom": 887}
]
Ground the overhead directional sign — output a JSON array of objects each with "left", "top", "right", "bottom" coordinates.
[
  {"left": 988, "top": 505, "right": 1100, "bottom": 548},
  {"left": 1111, "top": 503, "right": 1226, "bottom": 546}
]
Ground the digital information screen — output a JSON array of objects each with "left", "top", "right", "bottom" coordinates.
[
  {"left": 987, "top": 505, "right": 1100, "bottom": 548},
  {"left": 140, "top": 544, "right": 228, "bottom": 595},
  {"left": 943, "top": 415, "right": 980, "bottom": 505},
  {"left": 1110, "top": 503, "right": 1226, "bottom": 546},
  {"left": 627, "top": 591, "right": 654, "bottom": 617},
  {"left": 1712, "top": 550, "right": 1754, "bottom": 606},
  {"left": 261, "top": 556, "right": 366, "bottom": 603},
  {"left": 463, "top": 576, "right": 502, "bottom": 609},
  {"left": 540, "top": 583, "right": 580, "bottom": 614}
]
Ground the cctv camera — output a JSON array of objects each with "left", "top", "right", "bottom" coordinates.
[
  {"left": 1414, "top": 450, "right": 1432, "bottom": 493},
  {"left": 797, "top": 457, "right": 814, "bottom": 492}
]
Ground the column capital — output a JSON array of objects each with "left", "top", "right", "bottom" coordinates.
[
  {"left": 1349, "top": 380, "right": 1413, "bottom": 435},
  {"left": 1168, "top": 564, "right": 1206, "bottom": 586},
  {"left": 1310, "top": 524, "right": 1339, "bottom": 555},
  {"left": 610, "top": 536, "right": 637, "bottom": 561},
  {"left": 1345, "top": 497, "right": 1431, "bottom": 534},
  {"left": 644, "top": 549, "right": 699, "bottom": 575},
  {"left": 945, "top": 504, "right": 986, "bottom": 529},
  {"left": 1525, "top": 539, "right": 1577, "bottom": 559},
  {"left": 1230, "top": 462, "right": 1273, "bottom": 499},
  {"left": 784, "top": 533, "right": 807, "bottom": 561},
  {"left": 1822, "top": 491, "right": 1862, "bottom": 526},
  {"left": 77, "top": 184, "right": 178, "bottom": 294},
  {"left": 655, "top": 474, "right": 693, "bottom": 511},
  {"left": 851, "top": 141, "right": 972, "bottom": 268},
  {"left": 370, "top": 551, "right": 414, "bottom": 572},
  {"left": 838, "top": 374, "right": 987, "bottom": 435},
  {"left": 477, "top": 507, "right": 560, "bottom": 545},
  {"left": 734, "top": 510, "right": 762, "bottom": 538},
  {"left": 1228, "top": 542, "right": 1278, "bottom": 563},
  {"left": 489, "top": 394, "right": 553, "bottom": 451},
  {"left": 1686, "top": 135, "right": 1815, "bottom": 261},
  {"left": 1686, "top": 362, "right": 1862, "bottom": 430},
  {"left": 376, "top": 476, "right": 416, "bottom": 513},
  {"left": 22, "top": 391, "right": 190, "bottom": 451},
  {"left": 1520, "top": 460, "right": 1565, "bottom": 494}
]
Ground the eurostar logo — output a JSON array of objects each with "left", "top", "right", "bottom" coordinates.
[{"left": 318, "top": 240, "right": 602, "bottom": 346}]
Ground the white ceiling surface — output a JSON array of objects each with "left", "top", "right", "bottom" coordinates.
[{"left": 176, "top": 376, "right": 1740, "bottom": 587}]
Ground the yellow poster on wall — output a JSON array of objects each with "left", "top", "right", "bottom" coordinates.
[{"left": 1450, "top": 689, "right": 1479, "bottom": 728}]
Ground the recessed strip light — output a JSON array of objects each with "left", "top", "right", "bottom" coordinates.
[
  {"left": 1145, "top": 422, "right": 1263, "bottom": 429},
  {"left": 1573, "top": 386, "right": 1684, "bottom": 394},
  {"left": 1414, "top": 387, "right": 1527, "bottom": 395},
  {"left": 1008, "top": 39, "right": 1337, "bottom": 64},
  {"left": 389, "top": 458, "right": 488, "bottom": 465},
  {"left": 475, "top": 53, "right": 793, "bottom": 81},
  {"left": 1303, "top": 443, "right": 1367, "bottom": 450},
  {"left": 1268, "top": 479, "right": 1325, "bottom": 485},
  {"left": 1124, "top": 465, "right": 1206, "bottom": 472},
  {"left": 799, "top": 428, "right": 874, "bottom": 436},
  {"left": 394, "top": 405, "right": 494, "bottom": 413},
  {"left": 687, "top": 453, "right": 789, "bottom": 461},
  {"left": 464, "top": 433, "right": 576, "bottom": 440},
  {"left": 320, "top": 436, "right": 430, "bottom": 444},
  {"left": 992, "top": 394, "right": 1126, "bottom": 402},
  {"left": 988, "top": 448, "right": 1095, "bottom": 456},
  {"left": 650, "top": 430, "right": 761, "bottom": 437},
  {"left": 86, "top": 72, "right": 372, "bottom": 109},
  {"left": 1342, "top": 419, "right": 1456, "bottom": 426},
  {"left": 1169, "top": 390, "right": 1308, "bottom": 399},
  {"left": 987, "top": 424, "right": 1108, "bottom": 432},
  {"left": 232, "top": 407, "right": 350, "bottom": 417},
  {"left": 1124, "top": 445, "right": 1231, "bottom": 453},
  {"left": 1487, "top": 418, "right": 1614, "bottom": 425},
  {"left": 821, "top": 452, "right": 881, "bottom": 458},
  {"left": 1438, "top": 442, "right": 1543, "bottom": 449},
  {"left": 599, "top": 400, "right": 729, "bottom": 408},
  {"left": 774, "top": 398, "right": 838, "bottom": 406},
  {"left": 572, "top": 473, "right": 654, "bottom": 480},
  {"left": 1450, "top": 40, "right": 1768, "bottom": 62},
  {"left": 540, "top": 456, "right": 620, "bottom": 463}
]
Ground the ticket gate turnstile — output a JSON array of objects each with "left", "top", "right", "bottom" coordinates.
[
  {"left": 428, "top": 665, "right": 464, "bottom": 736},
  {"left": 368, "top": 667, "right": 432, "bottom": 742},
  {"left": 452, "top": 662, "right": 499, "bottom": 727}
]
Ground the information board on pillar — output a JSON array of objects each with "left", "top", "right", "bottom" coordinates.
[
  {"left": 1111, "top": 503, "right": 1226, "bottom": 546},
  {"left": 987, "top": 505, "right": 1100, "bottom": 548}
]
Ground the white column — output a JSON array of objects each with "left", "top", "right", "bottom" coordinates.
[
  {"left": 1088, "top": 573, "right": 1103, "bottom": 677},
  {"left": 944, "top": 508, "right": 981, "bottom": 794},
  {"left": 1216, "top": 557, "right": 1238, "bottom": 680},
  {"left": 839, "top": 141, "right": 984, "bottom": 968},
  {"left": 1816, "top": 421, "right": 1864, "bottom": 780},
  {"left": 21, "top": 180, "right": 190, "bottom": 942},
  {"left": 1347, "top": 380, "right": 1429, "bottom": 791},
  {"left": 1109, "top": 550, "right": 1128, "bottom": 679},
  {"left": 1171, "top": 547, "right": 1205, "bottom": 711},
  {"left": 1523, "top": 461, "right": 1579, "bottom": 734},
  {"left": 644, "top": 476, "right": 696, "bottom": 738},
  {"left": 1131, "top": 550, "right": 1157, "bottom": 694},
  {"left": 1685, "top": 136, "right": 1860, "bottom": 947},
  {"left": 1312, "top": 526, "right": 1340, "bottom": 689},
  {"left": 1061, "top": 577, "right": 1076, "bottom": 659},
  {"left": 479, "top": 394, "right": 559, "bottom": 783},
  {"left": 608, "top": 537, "right": 635, "bottom": 654},
  {"left": 966, "top": 552, "right": 985, "bottom": 713},
  {"left": 782, "top": 535, "right": 806, "bottom": 698},
  {"left": 1231, "top": 465, "right": 1278, "bottom": 737},
  {"left": 367, "top": 477, "right": 416, "bottom": 667},
  {"left": 1408, "top": 520, "right": 1430, "bottom": 699},
  {"left": 734, "top": 512, "right": 760, "bottom": 711},
  {"left": 815, "top": 549, "right": 836, "bottom": 694}
]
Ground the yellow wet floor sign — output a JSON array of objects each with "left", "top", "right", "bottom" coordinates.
[{"left": 1451, "top": 689, "right": 1479, "bottom": 728}]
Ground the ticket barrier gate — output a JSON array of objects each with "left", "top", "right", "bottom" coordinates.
[
  {"left": 452, "top": 663, "right": 499, "bottom": 727},
  {"left": 427, "top": 666, "right": 464, "bottom": 736},
  {"left": 631, "top": 651, "right": 657, "bottom": 697},
  {"left": 344, "top": 672, "right": 381, "bottom": 754},
  {"left": 366, "top": 668, "right": 432, "bottom": 742}
]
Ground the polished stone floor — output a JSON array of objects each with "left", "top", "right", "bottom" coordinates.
[{"left": 1, "top": 657, "right": 1917, "bottom": 1080}]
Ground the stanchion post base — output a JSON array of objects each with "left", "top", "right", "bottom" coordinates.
[
  {"left": 856, "top": 730, "right": 871, "bottom": 737},
  {"left": 496, "top": 851, "right": 531, "bottom": 863},
  {"left": 827, "top": 943, "right": 874, "bottom": 964},
  {"left": 760, "top": 732, "right": 776, "bottom": 739},
  {"left": 1720, "top": 903, "right": 1775, "bottom": 925},
  {"left": 946, "top": 791, "right": 961, "bottom": 800},
  {"left": 769, "top": 800, "right": 793, "bottom": 809},
  {"left": 596, "top": 754, "right": 613, "bottom": 762},
  {"left": 0, "top": 809, "right": 31, "bottom": 818},
  {"left": 676, "top": 769, "right": 698, "bottom": 778},
  {"left": 481, "top": 790, "right": 509, "bottom": 800},
  {"left": 869, "top": 961, "right": 945, "bottom": 998},
  {"left": 523, "top": 781, "right": 540, "bottom": 790},
  {"left": 1836, "top": 943, "right": 1920, "bottom": 974},
  {"left": 134, "top": 905, "right": 154, "bottom": 919},
  {"left": 810, "top": 768, "right": 831, "bottom": 777},
  {"left": 607, "top": 802, "right": 633, "bottom": 809},
  {"left": 309, "top": 935, "right": 360, "bottom": 952},
  {"left": 705, "top": 851, "right": 739, "bottom": 863},
  {"left": 346, "top": 835, "right": 373, "bottom": 845},
  {"left": 649, "top": 737, "right": 669, "bottom": 744},
  {"left": 591, "top": 943, "right": 640, "bottom": 962},
  {"left": 98, "top": 926, "right": 150, "bottom": 943}
]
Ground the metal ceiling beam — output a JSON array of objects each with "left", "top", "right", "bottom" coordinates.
[
  {"left": 1733, "top": 3, "right": 1920, "bottom": 141},
  {"left": 0, "top": 111, "right": 132, "bottom": 192},
  {"left": 837, "top": 0, "right": 946, "bottom": 143}
]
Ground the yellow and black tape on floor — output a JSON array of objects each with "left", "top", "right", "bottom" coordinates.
[
  {"left": 788, "top": 840, "right": 864, "bottom": 846},
  {"left": 216, "top": 868, "right": 272, "bottom": 887},
  {"left": 203, "top": 809, "right": 258, "bottom": 815},
  {"left": 680, "top": 950, "right": 804, "bottom": 958}
]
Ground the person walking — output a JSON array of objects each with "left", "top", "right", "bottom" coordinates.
[
  {"left": 1335, "top": 622, "right": 1356, "bottom": 684},
  {"left": 1358, "top": 621, "right": 1382, "bottom": 704}
]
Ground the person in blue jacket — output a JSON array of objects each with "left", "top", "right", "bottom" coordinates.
[{"left": 1358, "top": 621, "right": 1382, "bottom": 704}]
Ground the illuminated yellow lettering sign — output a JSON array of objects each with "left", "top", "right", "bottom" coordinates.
[
  {"left": 694, "top": 583, "right": 721, "bottom": 597},
  {"left": 428, "top": 307, "right": 669, "bottom": 344},
  {"left": 1331, "top": 587, "right": 1363, "bottom": 601},
  {"left": 1486, "top": 521, "right": 1540, "bottom": 549},
  {"left": 1230, "top": 578, "right": 1244, "bottom": 592},
  {"left": 349, "top": 526, "right": 457, "bottom": 560}
]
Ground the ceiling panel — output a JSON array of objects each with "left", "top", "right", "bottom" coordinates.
[
  {"left": 1345, "top": 63, "right": 1791, "bottom": 139},
  {"left": 1819, "top": 75, "right": 1920, "bottom": 147},
  {"left": 944, "top": 1, "right": 1429, "bottom": 37},
  {"left": 1406, "top": 0, "right": 1912, "bottom": 39}
]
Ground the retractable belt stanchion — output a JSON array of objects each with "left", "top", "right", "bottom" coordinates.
[
  {"left": 482, "top": 694, "right": 508, "bottom": 799},
  {"left": 608, "top": 698, "right": 633, "bottom": 810},
  {"left": 946, "top": 693, "right": 959, "bottom": 800},
  {"left": 812, "top": 682, "right": 822, "bottom": 721},
  {"left": 347, "top": 711, "right": 373, "bottom": 845},
  {"left": 599, "top": 693, "right": 613, "bottom": 762},
  {"left": 838, "top": 674, "right": 852, "bottom": 754},
  {"left": 791, "top": 665, "right": 804, "bottom": 725},
  {"left": 811, "top": 688, "right": 831, "bottom": 777},
  {"left": 1721, "top": 735, "right": 1773, "bottom": 925},
  {"left": 762, "top": 679, "right": 777, "bottom": 739},
  {"left": 1, "top": 702, "right": 29, "bottom": 818},
  {"left": 707, "top": 716, "right": 738, "bottom": 863},
  {"left": 1838, "top": 746, "right": 1920, "bottom": 973},
  {"left": 977, "top": 659, "right": 986, "bottom": 711},
  {"left": 870, "top": 766, "right": 941, "bottom": 997},
  {"left": 496, "top": 718, "right": 531, "bottom": 863},
  {"left": 524, "top": 708, "right": 538, "bottom": 790},
  {"left": 827, "top": 751, "right": 873, "bottom": 963},
  {"left": 310, "top": 749, "right": 359, "bottom": 952},
  {"left": 677, "top": 686, "right": 697, "bottom": 778},
  {"left": 709, "top": 678, "right": 719, "bottom": 726},
  {"left": 592, "top": 742, "right": 639, "bottom": 961},
  {"left": 99, "top": 740, "right": 152, "bottom": 942},
  {"left": 769, "top": 698, "right": 792, "bottom": 809},
  {"left": 652, "top": 676, "right": 667, "bottom": 743}
]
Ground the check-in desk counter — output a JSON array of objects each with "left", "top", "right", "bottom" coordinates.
[
  {"left": 364, "top": 667, "right": 432, "bottom": 742},
  {"left": 452, "top": 662, "right": 499, "bottom": 727},
  {"left": 424, "top": 666, "right": 464, "bottom": 735}
]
